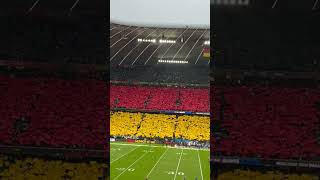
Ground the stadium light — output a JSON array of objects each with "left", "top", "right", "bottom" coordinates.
[
  {"left": 159, "top": 39, "right": 176, "bottom": 44},
  {"left": 204, "top": 40, "right": 210, "bottom": 45},
  {"left": 137, "top": 38, "right": 156, "bottom": 43},
  {"left": 212, "top": 0, "right": 249, "bottom": 6},
  {"left": 158, "top": 59, "right": 188, "bottom": 64}
]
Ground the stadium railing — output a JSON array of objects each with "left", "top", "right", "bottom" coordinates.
[
  {"left": 111, "top": 107, "right": 210, "bottom": 116},
  {"left": 211, "top": 155, "right": 320, "bottom": 169},
  {"left": 0, "top": 144, "right": 107, "bottom": 161},
  {"left": 110, "top": 80, "right": 209, "bottom": 88}
]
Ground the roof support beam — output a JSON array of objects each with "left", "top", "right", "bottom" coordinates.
[
  {"left": 184, "top": 30, "right": 207, "bottom": 62},
  {"left": 27, "top": 0, "right": 40, "bottom": 13},
  {"left": 131, "top": 28, "right": 169, "bottom": 65}
]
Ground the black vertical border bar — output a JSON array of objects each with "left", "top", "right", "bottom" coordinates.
[
  {"left": 210, "top": 1, "right": 215, "bottom": 179},
  {"left": 106, "top": 0, "right": 111, "bottom": 179}
]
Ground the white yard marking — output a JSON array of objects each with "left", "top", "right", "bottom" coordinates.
[
  {"left": 173, "top": 149, "right": 184, "bottom": 180},
  {"left": 146, "top": 148, "right": 169, "bottom": 177},
  {"left": 114, "top": 148, "right": 153, "bottom": 180},
  {"left": 198, "top": 150, "right": 204, "bottom": 180},
  {"left": 110, "top": 148, "right": 123, "bottom": 159},
  {"left": 111, "top": 146, "right": 139, "bottom": 164}
]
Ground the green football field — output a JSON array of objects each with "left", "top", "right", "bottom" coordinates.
[{"left": 110, "top": 142, "right": 210, "bottom": 180}]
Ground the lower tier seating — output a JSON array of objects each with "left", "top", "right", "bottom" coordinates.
[
  {"left": 110, "top": 112, "right": 210, "bottom": 141},
  {"left": 217, "top": 169, "right": 319, "bottom": 180},
  {"left": 0, "top": 155, "right": 107, "bottom": 180}
]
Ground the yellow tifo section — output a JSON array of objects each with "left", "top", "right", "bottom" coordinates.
[
  {"left": 0, "top": 156, "right": 107, "bottom": 180},
  {"left": 137, "top": 113, "right": 176, "bottom": 138},
  {"left": 218, "top": 169, "right": 319, "bottom": 180},
  {"left": 175, "top": 115, "right": 210, "bottom": 141},
  {"left": 110, "top": 111, "right": 210, "bottom": 141},
  {"left": 110, "top": 111, "right": 142, "bottom": 136}
]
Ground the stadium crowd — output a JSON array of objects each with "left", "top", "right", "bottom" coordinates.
[
  {"left": 0, "top": 155, "right": 107, "bottom": 179},
  {"left": 110, "top": 112, "right": 209, "bottom": 141},
  {"left": 217, "top": 169, "right": 319, "bottom": 180},
  {"left": 111, "top": 85, "right": 209, "bottom": 112},
  {"left": 110, "top": 65, "right": 209, "bottom": 84},
  {"left": 0, "top": 75, "right": 107, "bottom": 149},
  {"left": 213, "top": 85, "right": 320, "bottom": 159}
]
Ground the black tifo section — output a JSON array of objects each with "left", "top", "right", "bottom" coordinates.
[
  {"left": 0, "top": 0, "right": 107, "bottom": 65},
  {"left": 212, "top": 1, "right": 320, "bottom": 71},
  {"left": 0, "top": 16, "right": 106, "bottom": 65},
  {"left": 111, "top": 65, "right": 209, "bottom": 85},
  {"left": 0, "top": 0, "right": 105, "bottom": 16}
]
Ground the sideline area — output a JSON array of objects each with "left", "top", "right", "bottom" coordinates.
[{"left": 110, "top": 142, "right": 210, "bottom": 151}]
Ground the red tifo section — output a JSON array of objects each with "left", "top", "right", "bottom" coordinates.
[{"left": 110, "top": 85, "right": 209, "bottom": 112}]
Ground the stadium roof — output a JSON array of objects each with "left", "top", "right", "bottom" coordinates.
[{"left": 110, "top": 23, "right": 210, "bottom": 66}]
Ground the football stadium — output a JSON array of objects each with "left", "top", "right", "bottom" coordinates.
[
  {"left": 110, "top": 0, "right": 210, "bottom": 179},
  {"left": 212, "top": 1, "right": 320, "bottom": 179},
  {"left": 0, "top": 2, "right": 108, "bottom": 179}
]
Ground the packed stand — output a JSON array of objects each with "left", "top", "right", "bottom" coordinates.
[
  {"left": 110, "top": 112, "right": 209, "bottom": 141},
  {"left": 109, "top": 111, "right": 142, "bottom": 137},
  {"left": 213, "top": 85, "right": 320, "bottom": 159},
  {"left": 110, "top": 85, "right": 209, "bottom": 112},
  {"left": 175, "top": 115, "right": 210, "bottom": 141},
  {"left": 110, "top": 65, "right": 209, "bottom": 84},
  {"left": 0, "top": 75, "right": 107, "bottom": 149},
  {"left": 0, "top": 155, "right": 107, "bottom": 179},
  {"left": 137, "top": 114, "right": 176, "bottom": 139},
  {"left": 217, "top": 169, "right": 319, "bottom": 180}
]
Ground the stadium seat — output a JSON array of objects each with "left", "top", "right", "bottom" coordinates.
[
  {"left": 0, "top": 155, "right": 107, "bottom": 179},
  {"left": 213, "top": 86, "right": 320, "bottom": 159},
  {"left": 217, "top": 169, "right": 319, "bottom": 180},
  {"left": 110, "top": 112, "right": 210, "bottom": 141},
  {"left": 0, "top": 75, "right": 107, "bottom": 149},
  {"left": 110, "top": 85, "right": 209, "bottom": 112}
]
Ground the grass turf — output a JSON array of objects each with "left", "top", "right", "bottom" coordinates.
[{"left": 110, "top": 142, "right": 210, "bottom": 180}]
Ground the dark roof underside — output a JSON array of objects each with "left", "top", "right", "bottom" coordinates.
[{"left": 110, "top": 23, "right": 210, "bottom": 66}]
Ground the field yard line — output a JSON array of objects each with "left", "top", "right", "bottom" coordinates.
[
  {"left": 110, "top": 143, "right": 209, "bottom": 151},
  {"left": 173, "top": 149, "right": 184, "bottom": 180},
  {"left": 146, "top": 148, "right": 169, "bottom": 178},
  {"left": 197, "top": 150, "right": 204, "bottom": 180},
  {"left": 110, "top": 146, "right": 124, "bottom": 158},
  {"left": 114, "top": 147, "right": 152, "bottom": 180},
  {"left": 111, "top": 146, "right": 139, "bottom": 164}
]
